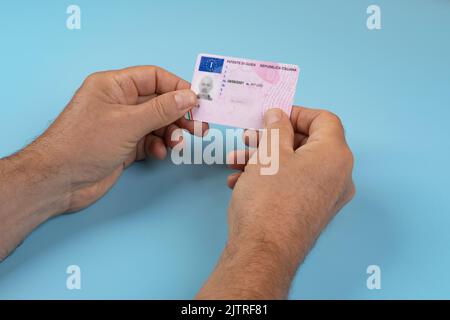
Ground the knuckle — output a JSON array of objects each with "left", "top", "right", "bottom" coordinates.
[
  {"left": 339, "top": 146, "right": 354, "bottom": 174},
  {"left": 328, "top": 144, "right": 354, "bottom": 176},
  {"left": 349, "top": 182, "right": 356, "bottom": 199},
  {"left": 322, "top": 110, "right": 343, "bottom": 127},
  {"left": 112, "top": 73, "right": 135, "bottom": 97},
  {"left": 86, "top": 72, "right": 100, "bottom": 83},
  {"left": 341, "top": 146, "right": 354, "bottom": 168},
  {"left": 147, "top": 65, "right": 163, "bottom": 75},
  {"left": 84, "top": 72, "right": 105, "bottom": 86},
  {"left": 152, "top": 65, "right": 165, "bottom": 73},
  {"left": 344, "top": 181, "right": 356, "bottom": 204}
]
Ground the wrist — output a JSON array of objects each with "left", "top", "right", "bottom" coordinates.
[
  {"left": 0, "top": 141, "right": 70, "bottom": 221},
  {"left": 16, "top": 142, "right": 72, "bottom": 216},
  {"left": 226, "top": 232, "right": 305, "bottom": 280},
  {"left": 197, "top": 234, "right": 304, "bottom": 299},
  {"left": 227, "top": 219, "right": 309, "bottom": 273},
  {"left": 0, "top": 144, "right": 72, "bottom": 260}
]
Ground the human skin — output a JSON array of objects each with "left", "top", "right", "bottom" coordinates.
[
  {"left": 0, "top": 66, "right": 207, "bottom": 260},
  {"left": 0, "top": 66, "right": 354, "bottom": 300},
  {"left": 196, "top": 107, "right": 355, "bottom": 299}
]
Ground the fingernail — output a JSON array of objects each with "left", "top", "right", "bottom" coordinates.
[
  {"left": 265, "top": 108, "right": 282, "bottom": 125},
  {"left": 175, "top": 91, "right": 196, "bottom": 111}
]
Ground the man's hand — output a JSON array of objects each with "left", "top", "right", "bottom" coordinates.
[
  {"left": 0, "top": 66, "right": 205, "bottom": 260},
  {"left": 197, "top": 107, "right": 355, "bottom": 299},
  {"left": 39, "top": 66, "right": 206, "bottom": 211}
]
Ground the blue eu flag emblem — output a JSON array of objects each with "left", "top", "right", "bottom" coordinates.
[{"left": 199, "top": 56, "right": 224, "bottom": 74}]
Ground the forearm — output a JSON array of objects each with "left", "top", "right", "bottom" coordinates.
[
  {"left": 196, "top": 236, "right": 304, "bottom": 300},
  {"left": 0, "top": 143, "right": 70, "bottom": 261}
]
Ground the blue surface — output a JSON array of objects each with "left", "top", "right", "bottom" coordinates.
[{"left": 1, "top": 0, "right": 450, "bottom": 299}]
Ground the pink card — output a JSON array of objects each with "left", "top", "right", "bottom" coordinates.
[{"left": 186, "top": 53, "right": 299, "bottom": 129}]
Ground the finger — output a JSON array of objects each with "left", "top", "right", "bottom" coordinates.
[
  {"left": 134, "top": 137, "right": 147, "bottom": 162},
  {"left": 114, "top": 66, "right": 190, "bottom": 98},
  {"left": 134, "top": 134, "right": 167, "bottom": 161},
  {"left": 226, "top": 149, "right": 255, "bottom": 171},
  {"left": 227, "top": 172, "right": 242, "bottom": 189},
  {"left": 290, "top": 106, "right": 345, "bottom": 143},
  {"left": 260, "top": 108, "right": 295, "bottom": 153},
  {"left": 132, "top": 89, "right": 198, "bottom": 137},
  {"left": 153, "top": 127, "right": 167, "bottom": 138},
  {"left": 145, "top": 135, "right": 167, "bottom": 160},
  {"left": 294, "top": 132, "right": 308, "bottom": 149},
  {"left": 137, "top": 93, "right": 158, "bottom": 104},
  {"left": 175, "top": 117, "right": 209, "bottom": 137},
  {"left": 138, "top": 98, "right": 208, "bottom": 139},
  {"left": 85, "top": 67, "right": 190, "bottom": 105},
  {"left": 164, "top": 124, "right": 184, "bottom": 149},
  {"left": 243, "top": 129, "right": 260, "bottom": 148},
  {"left": 154, "top": 118, "right": 208, "bottom": 140},
  {"left": 135, "top": 134, "right": 166, "bottom": 161}
]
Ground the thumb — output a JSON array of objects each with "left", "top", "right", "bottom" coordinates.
[
  {"left": 133, "top": 89, "right": 197, "bottom": 136},
  {"left": 261, "top": 108, "right": 295, "bottom": 152}
]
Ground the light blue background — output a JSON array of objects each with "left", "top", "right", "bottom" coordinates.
[{"left": 0, "top": 0, "right": 449, "bottom": 299}]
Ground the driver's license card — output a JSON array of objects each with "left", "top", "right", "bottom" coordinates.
[{"left": 186, "top": 53, "right": 299, "bottom": 129}]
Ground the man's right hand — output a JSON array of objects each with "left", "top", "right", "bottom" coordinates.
[{"left": 197, "top": 106, "right": 355, "bottom": 299}]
